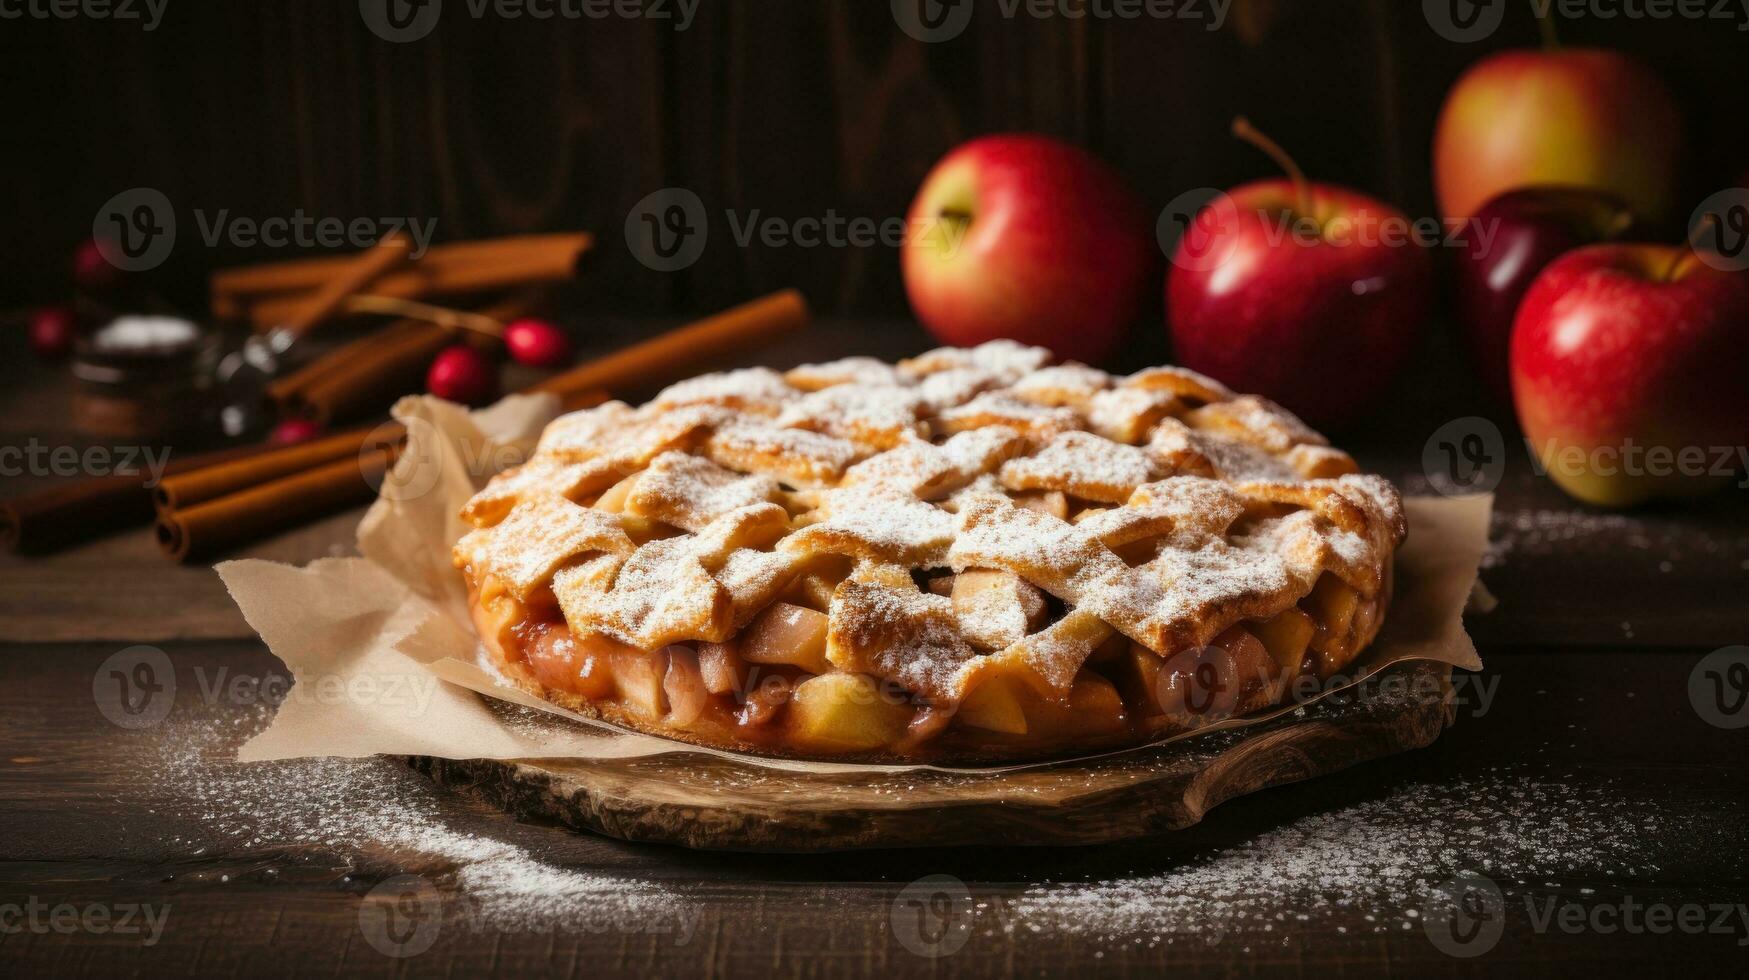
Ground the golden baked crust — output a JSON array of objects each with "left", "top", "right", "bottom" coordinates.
[{"left": 453, "top": 341, "right": 1406, "bottom": 762}]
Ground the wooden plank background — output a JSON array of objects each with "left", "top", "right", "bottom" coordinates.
[{"left": 5, "top": 0, "right": 1746, "bottom": 315}]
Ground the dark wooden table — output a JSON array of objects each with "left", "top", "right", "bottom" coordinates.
[{"left": 3, "top": 319, "right": 1746, "bottom": 977}]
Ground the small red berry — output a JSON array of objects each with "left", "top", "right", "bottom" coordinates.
[
  {"left": 427, "top": 344, "right": 499, "bottom": 405},
  {"left": 269, "top": 418, "right": 326, "bottom": 445},
  {"left": 503, "top": 318, "right": 574, "bottom": 368},
  {"left": 72, "top": 238, "right": 120, "bottom": 291},
  {"left": 28, "top": 306, "right": 78, "bottom": 360}
]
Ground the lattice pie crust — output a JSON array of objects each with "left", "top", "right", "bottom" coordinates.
[{"left": 454, "top": 342, "right": 1404, "bottom": 761}]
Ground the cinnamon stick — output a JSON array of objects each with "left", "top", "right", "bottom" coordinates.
[
  {"left": 157, "top": 447, "right": 398, "bottom": 562},
  {"left": 1, "top": 442, "right": 280, "bottom": 555},
  {"left": 155, "top": 386, "right": 607, "bottom": 516},
  {"left": 271, "top": 233, "right": 413, "bottom": 338},
  {"left": 153, "top": 388, "right": 608, "bottom": 562},
  {"left": 153, "top": 424, "right": 389, "bottom": 512},
  {"left": 529, "top": 289, "right": 811, "bottom": 403},
  {"left": 13, "top": 292, "right": 804, "bottom": 560},
  {"left": 210, "top": 234, "right": 592, "bottom": 328},
  {"left": 272, "top": 294, "right": 543, "bottom": 425}
]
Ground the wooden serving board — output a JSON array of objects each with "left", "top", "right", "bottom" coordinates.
[{"left": 407, "top": 659, "right": 1455, "bottom": 852}]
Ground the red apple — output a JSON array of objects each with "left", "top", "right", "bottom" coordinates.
[
  {"left": 902, "top": 134, "right": 1154, "bottom": 364},
  {"left": 1166, "top": 121, "right": 1432, "bottom": 428},
  {"left": 1452, "top": 187, "right": 1635, "bottom": 403},
  {"left": 1434, "top": 48, "right": 1681, "bottom": 225},
  {"left": 1511, "top": 244, "right": 1749, "bottom": 507}
]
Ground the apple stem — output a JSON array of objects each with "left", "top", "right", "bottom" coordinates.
[
  {"left": 1667, "top": 213, "right": 1716, "bottom": 281},
  {"left": 1537, "top": 6, "right": 1561, "bottom": 49},
  {"left": 1231, "top": 117, "right": 1314, "bottom": 220}
]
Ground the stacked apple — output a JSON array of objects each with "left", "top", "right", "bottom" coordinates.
[
  {"left": 1438, "top": 43, "right": 1679, "bottom": 406},
  {"left": 1437, "top": 42, "right": 1749, "bottom": 506},
  {"left": 899, "top": 39, "right": 1741, "bottom": 507}
]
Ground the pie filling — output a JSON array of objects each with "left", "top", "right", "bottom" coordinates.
[
  {"left": 453, "top": 341, "right": 1406, "bottom": 762},
  {"left": 467, "top": 559, "right": 1389, "bottom": 759}
]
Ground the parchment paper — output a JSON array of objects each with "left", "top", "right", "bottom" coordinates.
[{"left": 221, "top": 395, "right": 1491, "bottom": 774}]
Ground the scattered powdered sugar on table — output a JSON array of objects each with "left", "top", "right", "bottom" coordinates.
[
  {"left": 1483, "top": 507, "right": 1749, "bottom": 571},
  {"left": 1484, "top": 509, "right": 1641, "bottom": 569},
  {"left": 1007, "top": 770, "right": 1664, "bottom": 946},
  {"left": 142, "top": 709, "right": 688, "bottom": 934}
]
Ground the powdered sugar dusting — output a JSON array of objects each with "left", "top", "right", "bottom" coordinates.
[
  {"left": 142, "top": 709, "right": 689, "bottom": 934},
  {"left": 1006, "top": 771, "right": 1667, "bottom": 947}
]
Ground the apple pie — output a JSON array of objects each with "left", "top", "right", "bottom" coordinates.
[{"left": 454, "top": 341, "right": 1404, "bottom": 761}]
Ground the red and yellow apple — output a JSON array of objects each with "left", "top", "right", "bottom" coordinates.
[
  {"left": 1511, "top": 244, "right": 1749, "bottom": 507},
  {"left": 1166, "top": 123, "right": 1431, "bottom": 428},
  {"left": 1434, "top": 48, "right": 1681, "bottom": 225},
  {"left": 902, "top": 134, "right": 1154, "bottom": 364}
]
